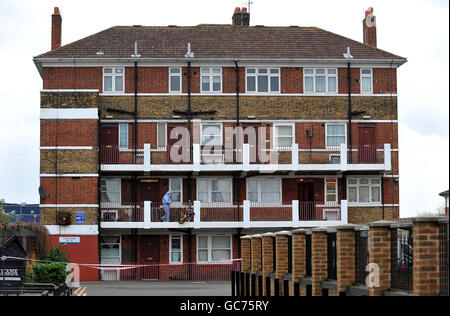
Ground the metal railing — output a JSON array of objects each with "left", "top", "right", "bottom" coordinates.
[
  {"left": 298, "top": 145, "right": 341, "bottom": 165},
  {"left": 355, "top": 230, "right": 369, "bottom": 285},
  {"left": 200, "top": 203, "right": 242, "bottom": 222},
  {"left": 347, "top": 145, "right": 385, "bottom": 165},
  {"left": 327, "top": 232, "right": 337, "bottom": 280},
  {"left": 390, "top": 225, "right": 413, "bottom": 292},
  {"left": 250, "top": 203, "right": 292, "bottom": 222},
  {"left": 100, "top": 202, "right": 144, "bottom": 222},
  {"left": 100, "top": 145, "right": 143, "bottom": 165}
]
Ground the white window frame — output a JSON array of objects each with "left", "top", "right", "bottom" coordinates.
[
  {"left": 200, "top": 123, "right": 223, "bottom": 146},
  {"left": 119, "top": 123, "right": 129, "bottom": 150},
  {"left": 196, "top": 235, "right": 233, "bottom": 263},
  {"left": 103, "top": 67, "right": 125, "bottom": 93},
  {"left": 347, "top": 177, "right": 382, "bottom": 205},
  {"left": 325, "top": 123, "right": 347, "bottom": 148},
  {"left": 200, "top": 67, "right": 222, "bottom": 93},
  {"left": 360, "top": 68, "right": 373, "bottom": 94},
  {"left": 157, "top": 122, "right": 167, "bottom": 149},
  {"left": 273, "top": 123, "right": 295, "bottom": 148},
  {"left": 246, "top": 178, "right": 282, "bottom": 204},
  {"left": 100, "top": 235, "right": 122, "bottom": 263},
  {"left": 324, "top": 178, "right": 338, "bottom": 203},
  {"left": 196, "top": 178, "right": 233, "bottom": 203},
  {"left": 169, "top": 235, "right": 183, "bottom": 264},
  {"left": 169, "top": 67, "right": 182, "bottom": 93},
  {"left": 169, "top": 178, "right": 183, "bottom": 205},
  {"left": 100, "top": 178, "right": 122, "bottom": 203},
  {"left": 246, "top": 68, "right": 281, "bottom": 94},
  {"left": 303, "top": 68, "right": 338, "bottom": 94}
]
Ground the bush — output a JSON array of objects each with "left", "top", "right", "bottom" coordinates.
[
  {"left": 33, "top": 262, "right": 69, "bottom": 285},
  {"left": 32, "top": 247, "right": 70, "bottom": 285}
]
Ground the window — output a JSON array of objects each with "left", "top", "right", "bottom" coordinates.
[
  {"left": 304, "top": 68, "right": 338, "bottom": 93},
  {"left": 100, "top": 179, "right": 121, "bottom": 203},
  {"left": 201, "top": 67, "right": 222, "bottom": 92},
  {"left": 197, "top": 235, "right": 232, "bottom": 262},
  {"left": 326, "top": 124, "right": 346, "bottom": 147},
  {"left": 119, "top": 124, "right": 128, "bottom": 149},
  {"left": 157, "top": 123, "right": 166, "bottom": 148},
  {"left": 325, "top": 178, "right": 338, "bottom": 203},
  {"left": 275, "top": 124, "right": 294, "bottom": 147},
  {"left": 100, "top": 236, "right": 121, "bottom": 264},
  {"left": 197, "top": 179, "right": 232, "bottom": 203},
  {"left": 361, "top": 69, "right": 373, "bottom": 94},
  {"left": 247, "top": 178, "right": 282, "bottom": 203},
  {"left": 170, "top": 236, "right": 183, "bottom": 264},
  {"left": 201, "top": 124, "right": 222, "bottom": 146},
  {"left": 246, "top": 68, "right": 280, "bottom": 93},
  {"left": 347, "top": 178, "right": 381, "bottom": 204},
  {"left": 169, "top": 178, "right": 182, "bottom": 203},
  {"left": 103, "top": 68, "right": 124, "bottom": 93},
  {"left": 169, "top": 67, "right": 182, "bottom": 93}
]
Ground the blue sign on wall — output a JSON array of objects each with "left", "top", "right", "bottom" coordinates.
[{"left": 76, "top": 211, "right": 85, "bottom": 224}]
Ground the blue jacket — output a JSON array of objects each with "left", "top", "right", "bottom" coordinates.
[{"left": 162, "top": 191, "right": 172, "bottom": 205}]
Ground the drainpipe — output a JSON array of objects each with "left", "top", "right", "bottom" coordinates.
[
  {"left": 97, "top": 109, "right": 102, "bottom": 278},
  {"left": 133, "top": 61, "right": 139, "bottom": 264},
  {"left": 234, "top": 60, "right": 243, "bottom": 258},
  {"left": 186, "top": 62, "right": 193, "bottom": 273},
  {"left": 347, "top": 62, "right": 353, "bottom": 164}
]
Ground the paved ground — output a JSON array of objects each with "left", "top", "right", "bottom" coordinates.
[{"left": 76, "top": 281, "right": 231, "bottom": 296}]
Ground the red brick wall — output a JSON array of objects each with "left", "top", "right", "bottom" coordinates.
[
  {"left": 338, "top": 68, "right": 361, "bottom": 94},
  {"left": 43, "top": 67, "right": 102, "bottom": 91},
  {"left": 48, "top": 235, "right": 99, "bottom": 282},
  {"left": 281, "top": 67, "right": 303, "bottom": 94},
  {"left": 182, "top": 66, "right": 200, "bottom": 93},
  {"left": 40, "top": 177, "right": 98, "bottom": 204},
  {"left": 223, "top": 67, "right": 245, "bottom": 93},
  {"left": 41, "top": 120, "right": 98, "bottom": 147},
  {"left": 125, "top": 67, "right": 168, "bottom": 93},
  {"left": 373, "top": 68, "right": 397, "bottom": 94}
]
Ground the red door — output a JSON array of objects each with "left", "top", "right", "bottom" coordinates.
[
  {"left": 101, "top": 125, "right": 119, "bottom": 164},
  {"left": 167, "top": 124, "right": 190, "bottom": 164},
  {"left": 358, "top": 126, "right": 376, "bottom": 164},
  {"left": 139, "top": 236, "right": 160, "bottom": 280},
  {"left": 298, "top": 182, "right": 315, "bottom": 220},
  {"left": 139, "top": 181, "right": 161, "bottom": 221},
  {"left": 241, "top": 123, "right": 263, "bottom": 164}
]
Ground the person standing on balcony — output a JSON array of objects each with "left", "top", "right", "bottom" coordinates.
[{"left": 161, "top": 191, "right": 172, "bottom": 222}]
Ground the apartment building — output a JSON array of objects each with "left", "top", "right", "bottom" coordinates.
[{"left": 34, "top": 7, "right": 406, "bottom": 281}]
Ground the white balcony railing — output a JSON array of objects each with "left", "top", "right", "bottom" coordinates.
[
  {"left": 100, "top": 200, "right": 348, "bottom": 229},
  {"left": 100, "top": 143, "right": 392, "bottom": 173}
]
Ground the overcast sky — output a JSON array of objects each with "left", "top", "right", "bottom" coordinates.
[{"left": 0, "top": 0, "right": 448, "bottom": 217}]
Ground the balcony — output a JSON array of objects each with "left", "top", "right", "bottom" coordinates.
[
  {"left": 100, "top": 200, "right": 348, "bottom": 229},
  {"left": 100, "top": 143, "right": 392, "bottom": 173}
]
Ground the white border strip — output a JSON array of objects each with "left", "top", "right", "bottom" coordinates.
[
  {"left": 40, "top": 204, "right": 99, "bottom": 208},
  {"left": 41, "top": 89, "right": 99, "bottom": 93},
  {"left": 101, "top": 119, "right": 399, "bottom": 124},
  {"left": 40, "top": 108, "right": 98, "bottom": 120},
  {"left": 45, "top": 225, "right": 99, "bottom": 236}
]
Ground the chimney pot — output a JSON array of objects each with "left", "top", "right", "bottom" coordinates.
[
  {"left": 232, "top": 7, "right": 250, "bottom": 27},
  {"left": 51, "top": 7, "right": 62, "bottom": 50},
  {"left": 235, "top": 7, "right": 241, "bottom": 13},
  {"left": 241, "top": 7, "right": 248, "bottom": 13}
]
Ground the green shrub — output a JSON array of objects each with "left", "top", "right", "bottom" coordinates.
[
  {"left": 33, "top": 262, "right": 69, "bottom": 285},
  {"left": 32, "top": 247, "right": 70, "bottom": 285}
]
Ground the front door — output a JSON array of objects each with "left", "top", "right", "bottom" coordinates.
[
  {"left": 167, "top": 124, "right": 190, "bottom": 164},
  {"left": 101, "top": 125, "right": 119, "bottom": 164},
  {"left": 241, "top": 123, "right": 263, "bottom": 164},
  {"left": 139, "top": 181, "right": 161, "bottom": 221},
  {"left": 298, "top": 182, "right": 315, "bottom": 220},
  {"left": 358, "top": 126, "right": 376, "bottom": 164},
  {"left": 139, "top": 236, "right": 160, "bottom": 280}
]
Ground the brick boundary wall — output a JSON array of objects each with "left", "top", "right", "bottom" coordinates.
[
  {"left": 251, "top": 234, "right": 262, "bottom": 296},
  {"left": 337, "top": 225, "right": 357, "bottom": 294},
  {"left": 240, "top": 236, "right": 251, "bottom": 295},
  {"left": 311, "top": 228, "right": 328, "bottom": 296},
  {"left": 261, "top": 233, "right": 274, "bottom": 296},
  {"left": 412, "top": 217, "right": 441, "bottom": 296},
  {"left": 275, "top": 231, "right": 290, "bottom": 296}
]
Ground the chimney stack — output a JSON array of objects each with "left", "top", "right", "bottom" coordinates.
[
  {"left": 363, "top": 7, "right": 377, "bottom": 48},
  {"left": 232, "top": 7, "right": 250, "bottom": 27},
  {"left": 51, "top": 7, "right": 62, "bottom": 50}
]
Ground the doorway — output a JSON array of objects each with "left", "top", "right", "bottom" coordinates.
[
  {"left": 167, "top": 124, "right": 190, "bottom": 164},
  {"left": 138, "top": 236, "right": 160, "bottom": 280},
  {"left": 358, "top": 125, "right": 376, "bottom": 164},
  {"left": 297, "top": 181, "right": 315, "bottom": 220},
  {"left": 101, "top": 125, "right": 119, "bottom": 164}
]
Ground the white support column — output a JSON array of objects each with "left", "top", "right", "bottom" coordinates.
[
  {"left": 384, "top": 143, "right": 392, "bottom": 171},
  {"left": 193, "top": 143, "right": 201, "bottom": 172},
  {"left": 243, "top": 144, "right": 250, "bottom": 171},
  {"left": 292, "top": 200, "right": 299, "bottom": 227},
  {"left": 243, "top": 200, "right": 251, "bottom": 228},
  {"left": 144, "top": 144, "right": 151, "bottom": 172},
  {"left": 340, "top": 143, "right": 348, "bottom": 171},
  {"left": 144, "top": 201, "right": 151, "bottom": 229},
  {"left": 340, "top": 200, "right": 348, "bottom": 224},
  {"left": 194, "top": 201, "right": 201, "bottom": 229},
  {"left": 292, "top": 144, "right": 299, "bottom": 167}
]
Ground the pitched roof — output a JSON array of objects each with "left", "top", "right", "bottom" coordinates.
[{"left": 35, "top": 25, "right": 406, "bottom": 61}]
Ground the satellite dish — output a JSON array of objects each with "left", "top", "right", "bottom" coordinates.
[{"left": 39, "top": 186, "right": 46, "bottom": 200}]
